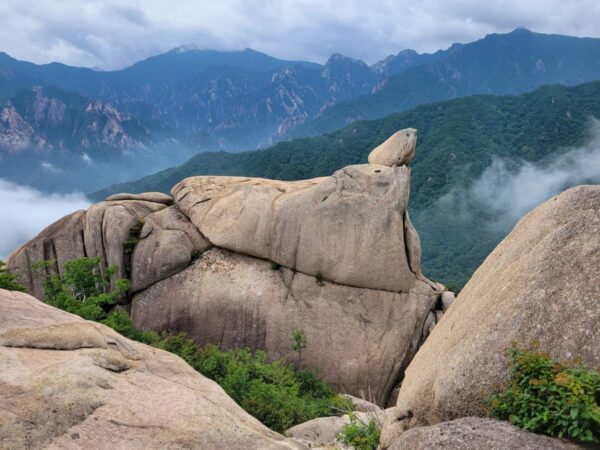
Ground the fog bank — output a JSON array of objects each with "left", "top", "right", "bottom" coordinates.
[{"left": 0, "top": 179, "right": 90, "bottom": 259}]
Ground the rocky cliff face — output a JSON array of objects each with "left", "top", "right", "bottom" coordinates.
[
  {"left": 8, "top": 129, "right": 447, "bottom": 405},
  {"left": 0, "top": 86, "right": 152, "bottom": 155}
]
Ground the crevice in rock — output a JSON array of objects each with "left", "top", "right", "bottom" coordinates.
[
  {"left": 108, "top": 419, "right": 166, "bottom": 430},
  {"left": 80, "top": 229, "right": 88, "bottom": 258},
  {"left": 24, "top": 248, "right": 34, "bottom": 294},
  {"left": 190, "top": 197, "right": 212, "bottom": 208},
  {"left": 402, "top": 211, "right": 418, "bottom": 278}
]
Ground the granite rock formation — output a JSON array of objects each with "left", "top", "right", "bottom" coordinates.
[
  {"left": 380, "top": 185, "right": 600, "bottom": 446},
  {"left": 8, "top": 128, "right": 446, "bottom": 405}
]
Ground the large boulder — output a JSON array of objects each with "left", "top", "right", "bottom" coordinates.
[
  {"left": 387, "top": 418, "right": 581, "bottom": 450},
  {"left": 131, "top": 248, "right": 438, "bottom": 405},
  {"left": 381, "top": 185, "right": 600, "bottom": 446},
  {"left": 172, "top": 164, "right": 418, "bottom": 292},
  {"left": 7, "top": 128, "right": 444, "bottom": 406},
  {"left": 0, "top": 289, "right": 304, "bottom": 449}
]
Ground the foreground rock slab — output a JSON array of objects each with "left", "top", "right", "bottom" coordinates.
[
  {"left": 381, "top": 185, "right": 600, "bottom": 445},
  {"left": 0, "top": 289, "right": 304, "bottom": 450},
  {"left": 387, "top": 417, "right": 582, "bottom": 450}
]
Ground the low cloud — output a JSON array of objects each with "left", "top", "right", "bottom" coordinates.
[
  {"left": 0, "top": 179, "right": 90, "bottom": 259},
  {"left": 414, "top": 119, "right": 600, "bottom": 287},
  {"left": 469, "top": 120, "right": 600, "bottom": 230}
]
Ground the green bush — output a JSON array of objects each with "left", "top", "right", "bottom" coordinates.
[
  {"left": 0, "top": 260, "right": 26, "bottom": 291},
  {"left": 32, "top": 256, "right": 352, "bottom": 433},
  {"left": 337, "top": 412, "right": 381, "bottom": 450},
  {"left": 33, "top": 257, "right": 128, "bottom": 321},
  {"left": 155, "top": 336, "right": 351, "bottom": 432},
  {"left": 485, "top": 345, "right": 600, "bottom": 443}
]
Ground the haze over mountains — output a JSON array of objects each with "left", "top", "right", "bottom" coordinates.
[
  {"left": 94, "top": 81, "right": 600, "bottom": 288},
  {"left": 3, "top": 28, "right": 600, "bottom": 192},
  {"left": 3, "top": 27, "right": 600, "bottom": 283}
]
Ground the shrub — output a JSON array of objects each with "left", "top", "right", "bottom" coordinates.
[
  {"left": 0, "top": 260, "right": 26, "bottom": 291},
  {"left": 123, "top": 219, "right": 144, "bottom": 278},
  {"left": 337, "top": 412, "right": 381, "bottom": 450},
  {"left": 159, "top": 339, "right": 352, "bottom": 432},
  {"left": 485, "top": 345, "right": 600, "bottom": 443},
  {"left": 33, "top": 257, "right": 128, "bottom": 321},
  {"left": 32, "top": 256, "right": 352, "bottom": 433}
]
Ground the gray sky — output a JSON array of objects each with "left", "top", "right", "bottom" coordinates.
[{"left": 1, "top": 0, "right": 599, "bottom": 69}]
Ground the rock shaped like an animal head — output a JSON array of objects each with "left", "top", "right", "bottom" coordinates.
[{"left": 368, "top": 128, "right": 417, "bottom": 167}]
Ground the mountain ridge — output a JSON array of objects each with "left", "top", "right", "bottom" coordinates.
[
  {"left": 4, "top": 28, "right": 600, "bottom": 153},
  {"left": 91, "top": 80, "right": 600, "bottom": 288}
]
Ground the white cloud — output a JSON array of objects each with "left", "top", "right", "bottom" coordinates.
[
  {"left": 0, "top": 0, "right": 598, "bottom": 69},
  {"left": 0, "top": 179, "right": 90, "bottom": 259},
  {"left": 434, "top": 119, "right": 600, "bottom": 232}
]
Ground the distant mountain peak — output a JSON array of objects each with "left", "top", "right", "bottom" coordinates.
[
  {"left": 511, "top": 27, "right": 533, "bottom": 34},
  {"left": 169, "top": 44, "right": 202, "bottom": 53}
]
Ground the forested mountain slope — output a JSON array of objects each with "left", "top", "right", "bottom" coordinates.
[{"left": 94, "top": 81, "right": 600, "bottom": 288}]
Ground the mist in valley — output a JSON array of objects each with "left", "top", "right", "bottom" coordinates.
[
  {"left": 415, "top": 119, "right": 600, "bottom": 288},
  {"left": 0, "top": 179, "right": 90, "bottom": 259}
]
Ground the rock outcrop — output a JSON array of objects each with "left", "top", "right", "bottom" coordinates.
[
  {"left": 8, "top": 128, "right": 446, "bottom": 406},
  {"left": 286, "top": 410, "right": 386, "bottom": 448},
  {"left": 387, "top": 418, "right": 582, "bottom": 450},
  {"left": 367, "top": 128, "right": 416, "bottom": 167},
  {"left": 380, "top": 185, "right": 600, "bottom": 446},
  {"left": 0, "top": 289, "right": 304, "bottom": 449}
]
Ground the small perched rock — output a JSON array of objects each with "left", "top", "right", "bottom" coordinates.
[{"left": 368, "top": 128, "right": 417, "bottom": 167}]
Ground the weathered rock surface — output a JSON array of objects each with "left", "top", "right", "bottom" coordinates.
[
  {"left": 131, "top": 206, "right": 211, "bottom": 292},
  {"left": 105, "top": 192, "right": 174, "bottom": 205},
  {"left": 286, "top": 410, "right": 385, "bottom": 447},
  {"left": 387, "top": 417, "right": 582, "bottom": 450},
  {"left": 381, "top": 185, "right": 600, "bottom": 446},
  {"left": 132, "top": 248, "right": 438, "bottom": 405},
  {"left": 8, "top": 199, "right": 167, "bottom": 298},
  {"left": 367, "top": 128, "right": 417, "bottom": 167},
  {"left": 440, "top": 290, "right": 455, "bottom": 311},
  {"left": 341, "top": 394, "right": 381, "bottom": 413},
  {"left": 0, "top": 289, "right": 305, "bottom": 450},
  {"left": 8, "top": 128, "right": 443, "bottom": 406},
  {"left": 172, "top": 164, "right": 418, "bottom": 292}
]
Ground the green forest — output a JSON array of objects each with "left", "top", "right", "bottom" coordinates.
[{"left": 94, "top": 81, "right": 600, "bottom": 288}]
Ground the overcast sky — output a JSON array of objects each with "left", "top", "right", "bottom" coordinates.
[{"left": 1, "top": 0, "right": 599, "bottom": 70}]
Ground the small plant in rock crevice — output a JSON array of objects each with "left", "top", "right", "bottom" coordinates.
[
  {"left": 337, "top": 412, "right": 381, "bottom": 450},
  {"left": 290, "top": 328, "right": 308, "bottom": 365},
  {"left": 123, "top": 218, "right": 145, "bottom": 278}
]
